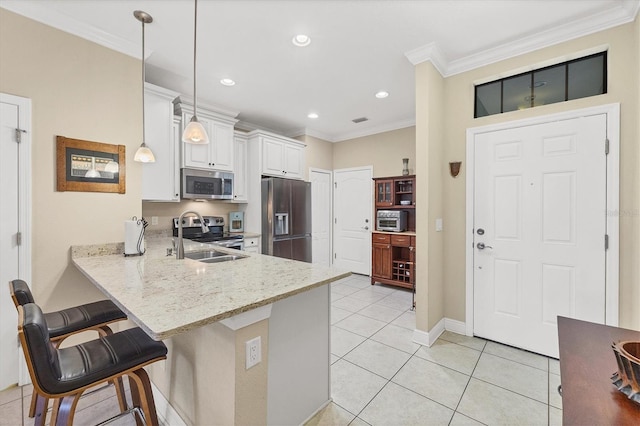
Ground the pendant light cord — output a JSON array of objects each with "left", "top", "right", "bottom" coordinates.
[
  {"left": 193, "top": 0, "right": 198, "bottom": 119},
  {"left": 141, "top": 18, "right": 146, "bottom": 145}
]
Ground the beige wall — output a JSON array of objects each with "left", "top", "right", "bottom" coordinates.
[
  {"left": 296, "top": 134, "right": 334, "bottom": 179},
  {"left": 415, "top": 62, "right": 446, "bottom": 332},
  {"left": 0, "top": 9, "right": 142, "bottom": 312},
  {"left": 333, "top": 126, "right": 416, "bottom": 177},
  {"left": 433, "top": 19, "right": 640, "bottom": 330}
]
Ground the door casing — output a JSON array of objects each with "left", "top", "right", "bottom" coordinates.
[
  {"left": 0, "top": 93, "right": 32, "bottom": 386},
  {"left": 465, "top": 103, "right": 620, "bottom": 336}
]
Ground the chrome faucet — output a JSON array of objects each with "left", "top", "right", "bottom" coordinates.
[{"left": 176, "top": 210, "right": 209, "bottom": 259}]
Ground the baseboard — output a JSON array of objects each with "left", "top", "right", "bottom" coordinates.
[
  {"left": 412, "top": 317, "right": 466, "bottom": 347},
  {"left": 444, "top": 318, "right": 467, "bottom": 335},
  {"left": 151, "top": 382, "right": 186, "bottom": 426}
]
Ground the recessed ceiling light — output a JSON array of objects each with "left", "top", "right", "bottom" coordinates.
[
  {"left": 220, "top": 78, "right": 236, "bottom": 86},
  {"left": 375, "top": 91, "right": 389, "bottom": 99},
  {"left": 307, "top": 112, "right": 319, "bottom": 119},
  {"left": 292, "top": 34, "right": 311, "bottom": 47}
]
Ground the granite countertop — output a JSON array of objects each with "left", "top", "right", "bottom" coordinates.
[{"left": 72, "top": 237, "right": 350, "bottom": 340}]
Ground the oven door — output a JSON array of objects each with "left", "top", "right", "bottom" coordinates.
[
  {"left": 212, "top": 239, "right": 244, "bottom": 251},
  {"left": 182, "top": 169, "right": 233, "bottom": 200},
  {"left": 376, "top": 217, "right": 399, "bottom": 232}
]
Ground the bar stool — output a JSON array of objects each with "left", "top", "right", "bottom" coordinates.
[
  {"left": 9, "top": 279, "right": 128, "bottom": 422},
  {"left": 18, "top": 303, "right": 167, "bottom": 426}
]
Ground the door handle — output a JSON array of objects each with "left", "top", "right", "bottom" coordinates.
[
  {"left": 363, "top": 226, "right": 369, "bottom": 230},
  {"left": 477, "top": 242, "right": 493, "bottom": 250}
]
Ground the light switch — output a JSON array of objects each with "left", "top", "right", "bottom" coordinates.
[{"left": 435, "top": 218, "right": 443, "bottom": 232}]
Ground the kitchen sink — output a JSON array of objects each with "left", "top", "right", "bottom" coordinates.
[{"left": 184, "top": 250, "right": 248, "bottom": 263}]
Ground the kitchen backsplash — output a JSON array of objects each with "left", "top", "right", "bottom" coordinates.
[{"left": 142, "top": 201, "right": 246, "bottom": 232}]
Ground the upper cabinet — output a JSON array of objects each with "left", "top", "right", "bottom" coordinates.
[
  {"left": 174, "top": 98, "right": 238, "bottom": 172},
  {"left": 142, "top": 83, "right": 181, "bottom": 202},
  {"left": 249, "top": 131, "right": 305, "bottom": 180},
  {"left": 374, "top": 176, "right": 415, "bottom": 208},
  {"left": 233, "top": 132, "right": 248, "bottom": 202}
]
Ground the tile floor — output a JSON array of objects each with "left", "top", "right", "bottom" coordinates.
[
  {"left": 308, "top": 273, "right": 562, "bottom": 426},
  {"left": 1, "top": 274, "right": 562, "bottom": 426}
]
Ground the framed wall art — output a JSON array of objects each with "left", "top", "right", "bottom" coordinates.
[{"left": 56, "top": 136, "right": 126, "bottom": 194}]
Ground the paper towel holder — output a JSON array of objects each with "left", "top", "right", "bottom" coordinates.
[{"left": 124, "top": 216, "right": 148, "bottom": 257}]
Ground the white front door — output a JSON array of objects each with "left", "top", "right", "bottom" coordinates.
[
  {"left": 310, "top": 168, "right": 332, "bottom": 266},
  {"left": 473, "top": 114, "right": 607, "bottom": 358},
  {"left": 333, "top": 167, "right": 372, "bottom": 275},
  {"left": 1, "top": 93, "right": 31, "bottom": 389}
]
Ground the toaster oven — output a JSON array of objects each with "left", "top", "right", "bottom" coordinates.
[{"left": 376, "top": 210, "right": 408, "bottom": 232}]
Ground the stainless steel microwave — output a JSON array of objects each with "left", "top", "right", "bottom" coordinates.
[
  {"left": 376, "top": 210, "right": 408, "bottom": 232},
  {"left": 181, "top": 168, "right": 233, "bottom": 200}
]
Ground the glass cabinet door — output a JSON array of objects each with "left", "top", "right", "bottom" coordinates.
[{"left": 375, "top": 180, "right": 393, "bottom": 206}]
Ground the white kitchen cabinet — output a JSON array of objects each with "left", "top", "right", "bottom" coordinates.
[
  {"left": 142, "top": 83, "right": 181, "bottom": 202},
  {"left": 174, "top": 98, "right": 238, "bottom": 172},
  {"left": 243, "top": 236, "right": 260, "bottom": 253},
  {"left": 233, "top": 132, "right": 248, "bottom": 202},
  {"left": 251, "top": 132, "right": 305, "bottom": 180}
]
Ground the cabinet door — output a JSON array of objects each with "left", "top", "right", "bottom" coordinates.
[
  {"left": 210, "top": 121, "right": 234, "bottom": 171},
  {"left": 243, "top": 237, "right": 260, "bottom": 253},
  {"left": 233, "top": 135, "right": 248, "bottom": 202},
  {"left": 182, "top": 113, "right": 212, "bottom": 169},
  {"left": 262, "top": 137, "right": 285, "bottom": 176},
  {"left": 142, "top": 85, "right": 180, "bottom": 201},
  {"left": 283, "top": 143, "right": 304, "bottom": 179},
  {"left": 375, "top": 180, "right": 393, "bottom": 206},
  {"left": 372, "top": 242, "right": 391, "bottom": 279}
]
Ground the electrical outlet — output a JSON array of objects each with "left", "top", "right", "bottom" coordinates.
[
  {"left": 245, "top": 336, "right": 261, "bottom": 369},
  {"left": 151, "top": 216, "right": 158, "bottom": 226}
]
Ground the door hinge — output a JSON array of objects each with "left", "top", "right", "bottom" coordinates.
[
  {"left": 16, "top": 232, "right": 22, "bottom": 246},
  {"left": 605, "top": 234, "right": 609, "bottom": 250},
  {"left": 334, "top": 253, "right": 337, "bottom": 259},
  {"left": 334, "top": 218, "right": 337, "bottom": 224},
  {"left": 334, "top": 182, "right": 337, "bottom": 188},
  {"left": 605, "top": 139, "right": 610, "bottom": 155},
  {"left": 15, "top": 128, "right": 26, "bottom": 143}
]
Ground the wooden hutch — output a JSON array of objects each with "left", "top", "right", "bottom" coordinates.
[{"left": 371, "top": 175, "right": 416, "bottom": 292}]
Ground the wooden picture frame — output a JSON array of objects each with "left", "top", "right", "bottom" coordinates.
[{"left": 56, "top": 136, "right": 126, "bottom": 194}]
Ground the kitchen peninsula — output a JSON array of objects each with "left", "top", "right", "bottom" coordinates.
[{"left": 72, "top": 236, "right": 350, "bottom": 425}]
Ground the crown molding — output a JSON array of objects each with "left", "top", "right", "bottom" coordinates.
[
  {"left": 331, "top": 118, "right": 416, "bottom": 143},
  {"left": 0, "top": 1, "right": 150, "bottom": 59},
  {"left": 284, "top": 128, "right": 337, "bottom": 143},
  {"left": 405, "top": 0, "right": 639, "bottom": 77},
  {"left": 404, "top": 42, "right": 448, "bottom": 76}
]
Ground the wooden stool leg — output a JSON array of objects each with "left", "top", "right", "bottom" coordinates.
[
  {"left": 51, "top": 393, "right": 82, "bottom": 426},
  {"left": 32, "top": 393, "right": 48, "bottom": 426},
  {"left": 28, "top": 390, "right": 38, "bottom": 417},
  {"left": 112, "top": 377, "right": 128, "bottom": 412},
  {"left": 127, "top": 369, "right": 159, "bottom": 426}
]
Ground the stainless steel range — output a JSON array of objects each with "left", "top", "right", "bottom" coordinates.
[{"left": 172, "top": 216, "right": 244, "bottom": 250}]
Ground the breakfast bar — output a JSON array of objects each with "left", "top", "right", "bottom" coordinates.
[{"left": 71, "top": 237, "right": 350, "bottom": 425}]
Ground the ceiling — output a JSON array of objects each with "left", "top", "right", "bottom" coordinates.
[{"left": 2, "top": 0, "right": 638, "bottom": 142}]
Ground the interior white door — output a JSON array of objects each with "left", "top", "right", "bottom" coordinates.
[
  {"left": 473, "top": 114, "right": 607, "bottom": 358},
  {"left": 0, "top": 97, "right": 21, "bottom": 389},
  {"left": 310, "top": 169, "right": 332, "bottom": 266},
  {"left": 333, "top": 167, "right": 372, "bottom": 275}
]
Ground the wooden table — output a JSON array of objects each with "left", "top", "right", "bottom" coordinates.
[{"left": 558, "top": 316, "right": 640, "bottom": 425}]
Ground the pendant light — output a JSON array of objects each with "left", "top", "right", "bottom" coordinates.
[
  {"left": 133, "top": 10, "right": 156, "bottom": 163},
  {"left": 182, "top": 0, "right": 209, "bottom": 144}
]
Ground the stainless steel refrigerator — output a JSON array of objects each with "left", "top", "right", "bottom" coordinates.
[{"left": 262, "top": 177, "right": 312, "bottom": 262}]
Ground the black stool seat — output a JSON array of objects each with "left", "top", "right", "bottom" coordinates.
[
  {"left": 22, "top": 304, "right": 167, "bottom": 396},
  {"left": 11, "top": 279, "right": 127, "bottom": 339},
  {"left": 45, "top": 300, "right": 127, "bottom": 339}
]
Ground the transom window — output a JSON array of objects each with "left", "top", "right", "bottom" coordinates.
[{"left": 474, "top": 52, "right": 607, "bottom": 118}]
